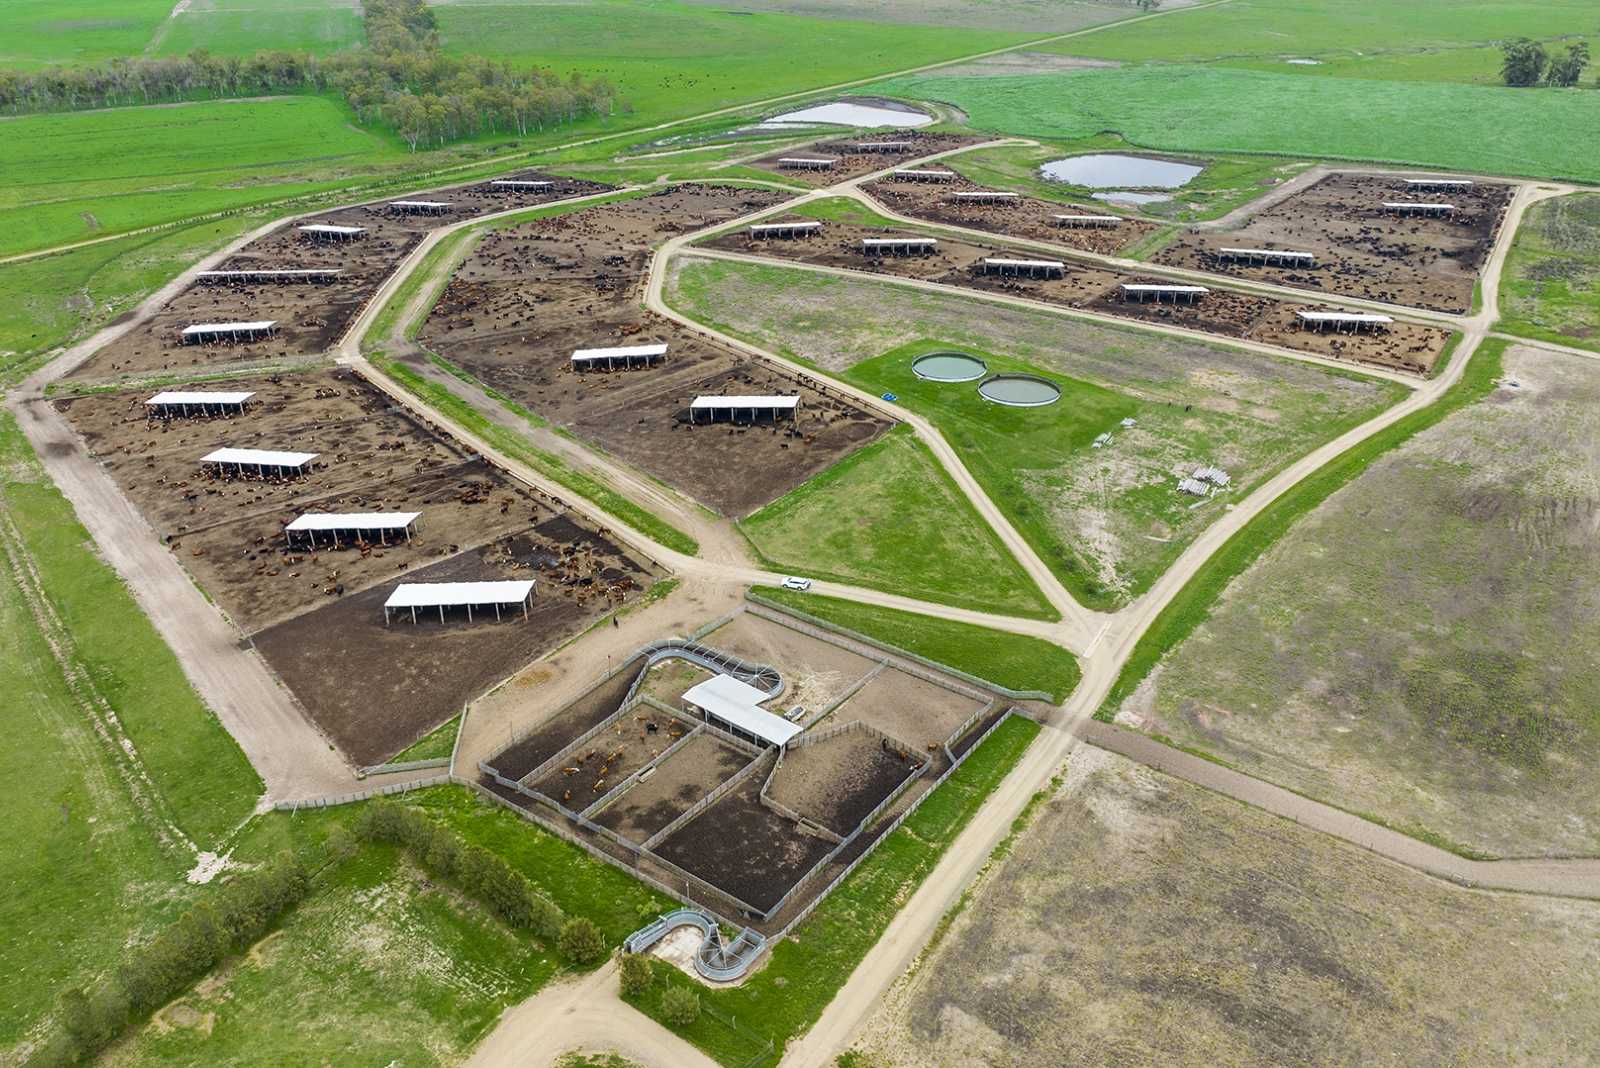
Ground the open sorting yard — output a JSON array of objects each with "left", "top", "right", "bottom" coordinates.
[
  {"left": 667, "top": 258, "right": 1405, "bottom": 608},
  {"left": 706, "top": 215, "right": 1452, "bottom": 375},
  {"left": 746, "top": 132, "right": 983, "bottom": 186},
  {"left": 418, "top": 183, "right": 893, "bottom": 516},
  {"left": 853, "top": 746, "right": 1600, "bottom": 1068},
  {"left": 1115, "top": 343, "right": 1600, "bottom": 858},
  {"left": 863, "top": 174, "right": 1160, "bottom": 255},
  {"left": 1156, "top": 171, "right": 1513, "bottom": 314},
  {"left": 480, "top": 605, "right": 1004, "bottom": 930},
  {"left": 69, "top": 170, "right": 609, "bottom": 383},
  {"left": 53, "top": 366, "right": 659, "bottom": 765}
]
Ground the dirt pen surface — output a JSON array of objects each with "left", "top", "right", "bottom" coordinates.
[
  {"left": 1114, "top": 343, "right": 1600, "bottom": 859},
  {"left": 254, "top": 521, "right": 657, "bottom": 766},
  {"left": 1157, "top": 173, "right": 1513, "bottom": 314},
  {"left": 747, "top": 132, "right": 986, "bottom": 187},
  {"left": 767, "top": 727, "right": 923, "bottom": 836},
  {"left": 852, "top": 747, "right": 1600, "bottom": 1068},
  {"left": 864, "top": 175, "right": 1160, "bottom": 255},
  {"left": 419, "top": 183, "right": 893, "bottom": 514},
  {"left": 593, "top": 731, "right": 755, "bottom": 842},
  {"left": 478, "top": 604, "right": 1018, "bottom": 927},
  {"left": 70, "top": 171, "right": 610, "bottom": 383},
  {"left": 706, "top": 220, "right": 1452, "bottom": 375}
]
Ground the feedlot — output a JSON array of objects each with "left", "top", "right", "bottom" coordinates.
[
  {"left": 54, "top": 366, "right": 659, "bottom": 764},
  {"left": 479, "top": 605, "right": 1007, "bottom": 929},
  {"left": 69, "top": 170, "right": 610, "bottom": 383},
  {"left": 863, "top": 176, "right": 1160, "bottom": 255},
  {"left": 748, "top": 132, "right": 985, "bottom": 186},
  {"left": 704, "top": 219, "right": 1452, "bottom": 375},
  {"left": 1156, "top": 173, "right": 1513, "bottom": 314},
  {"left": 418, "top": 184, "right": 893, "bottom": 515}
]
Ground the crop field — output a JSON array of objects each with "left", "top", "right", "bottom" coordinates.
[
  {"left": 741, "top": 427, "right": 1053, "bottom": 619},
  {"left": 433, "top": 0, "right": 1031, "bottom": 126},
  {"left": 0, "top": 96, "right": 409, "bottom": 258},
  {"left": 666, "top": 257, "right": 1406, "bottom": 609},
  {"left": 1500, "top": 193, "right": 1600, "bottom": 352},
  {"left": 676, "top": 0, "right": 1156, "bottom": 33},
  {"left": 859, "top": 67, "right": 1600, "bottom": 184},
  {"left": 1051, "top": 0, "right": 1600, "bottom": 84},
  {"left": 852, "top": 746, "right": 1600, "bottom": 1068},
  {"left": 1114, "top": 343, "right": 1600, "bottom": 859}
]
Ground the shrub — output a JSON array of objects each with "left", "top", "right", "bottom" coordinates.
[
  {"left": 559, "top": 917, "right": 606, "bottom": 964},
  {"left": 619, "top": 954, "right": 655, "bottom": 998},
  {"left": 661, "top": 985, "right": 701, "bottom": 1027}
]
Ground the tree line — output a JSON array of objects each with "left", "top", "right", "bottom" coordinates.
[
  {"left": 1501, "top": 36, "right": 1592, "bottom": 88},
  {"left": 0, "top": 0, "right": 617, "bottom": 151}
]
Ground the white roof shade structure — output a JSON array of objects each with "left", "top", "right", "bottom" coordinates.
[
  {"left": 298, "top": 223, "right": 365, "bottom": 237},
  {"left": 1383, "top": 201, "right": 1455, "bottom": 212},
  {"left": 951, "top": 191, "right": 1020, "bottom": 201},
  {"left": 982, "top": 257, "right": 1064, "bottom": 270},
  {"left": 196, "top": 268, "right": 342, "bottom": 282},
  {"left": 383, "top": 580, "right": 536, "bottom": 624},
  {"left": 892, "top": 168, "right": 957, "bottom": 180},
  {"left": 285, "top": 512, "right": 420, "bottom": 536},
  {"left": 861, "top": 236, "right": 937, "bottom": 249},
  {"left": 491, "top": 179, "right": 553, "bottom": 189},
  {"left": 777, "top": 157, "right": 836, "bottom": 169},
  {"left": 390, "top": 200, "right": 451, "bottom": 209},
  {"left": 682, "top": 674, "right": 802, "bottom": 748},
  {"left": 853, "top": 141, "right": 913, "bottom": 149},
  {"left": 1296, "top": 311, "right": 1394, "bottom": 325},
  {"left": 691, "top": 395, "right": 799, "bottom": 412},
  {"left": 571, "top": 343, "right": 668, "bottom": 366},
  {"left": 201, "top": 447, "right": 317, "bottom": 469},
  {"left": 181, "top": 320, "right": 277, "bottom": 342},
  {"left": 749, "top": 220, "right": 823, "bottom": 236},
  {"left": 1406, "top": 178, "right": 1473, "bottom": 188},
  {"left": 1054, "top": 214, "right": 1122, "bottom": 226},
  {"left": 1218, "top": 247, "right": 1317, "bottom": 265},
  {"left": 980, "top": 258, "right": 1066, "bottom": 278},
  {"left": 146, "top": 391, "right": 254, "bottom": 407}
]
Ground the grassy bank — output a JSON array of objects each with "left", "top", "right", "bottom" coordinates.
[{"left": 752, "top": 585, "right": 1079, "bottom": 702}]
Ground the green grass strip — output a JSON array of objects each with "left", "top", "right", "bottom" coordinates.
[
  {"left": 375, "top": 358, "right": 700, "bottom": 558},
  {"left": 625, "top": 715, "right": 1042, "bottom": 1067},
  {"left": 751, "top": 585, "right": 1079, "bottom": 702},
  {"left": 388, "top": 715, "right": 459, "bottom": 764},
  {"left": 1097, "top": 336, "right": 1507, "bottom": 720}
]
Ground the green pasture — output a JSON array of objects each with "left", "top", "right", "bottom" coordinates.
[
  {"left": 1053, "top": 0, "right": 1599, "bottom": 82},
  {"left": 861, "top": 66, "right": 1600, "bottom": 183},
  {"left": 741, "top": 426, "right": 1056, "bottom": 620},
  {"left": 434, "top": 0, "right": 1031, "bottom": 126},
  {"left": 1499, "top": 193, "right": 1600, "bottom": 353},
  {"left": 152, "top": 0, "right": 364, "bottom": 56},
  {"left": 0, "top": 0, "right": 173, "bottom": 68},
  {"left": 752, "top": 586, "right": 1080, "bottom": 702}
]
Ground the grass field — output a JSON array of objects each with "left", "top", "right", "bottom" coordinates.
[
  {"left": 667, "top": 259, "right": 1405, "bottom": 611},
  {"left": 434, "top": 0, "right": 1031, "bottom": 127},
  {"left": 741, "top": 426, "right": 1054, "bottom": 619},
  {"left": 677, "top": 0, "right": 1144, "bottom": 33},
  {"left": 0, "top": 96, "right": 412, "bottom": 258},
  {"left": 628, "top": 714, "right": 1042, "bottom": 1068},
  {"left": 1052, "top": 0, "right": 1600, "bottom": 84},
  {"left": 854, "top": 746, "right": 1600, "bottom": 1067},
  {"left": 151, "top": 0, "right": 364, "bottom": 57},
  {"left": 939, "top": 137, "right": 1313, "bottom": 224},
  {"left": 0, "top": 0, "right": 174, "bottom": 68},
  {"left": 860, "top": 66, "right": 1600, "bottom": 183},
  {"left": 1114, "top": 341, "right": 1600, "bottom": 858},
  {"left": 0, "top": 410, "right": 262, "bottom": 1056},
  {"left": 90, "top": 784, "right": 672, "bottom": 1066},
  {"left": 752, "top": 585, "right": 1079, "bottom": 701},
  {"left": 1499, "top": 193, "right": 1600, "bottom": 353}
]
